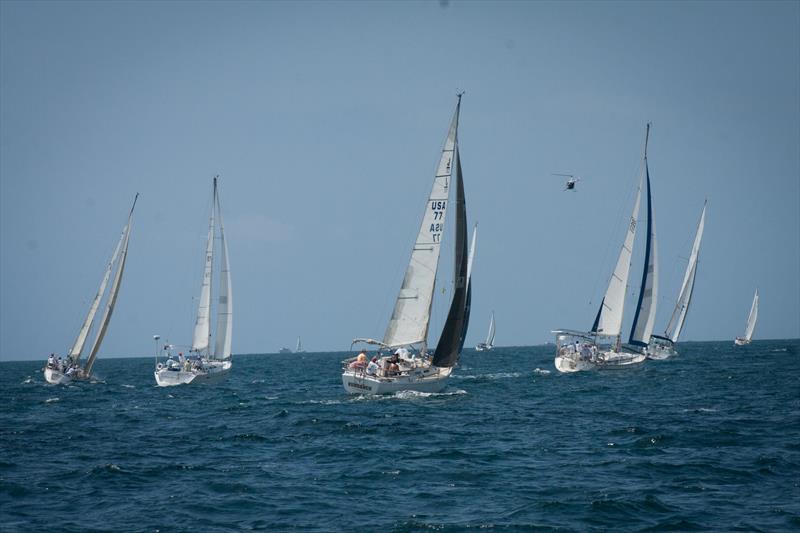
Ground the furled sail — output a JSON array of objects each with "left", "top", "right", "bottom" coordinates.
[
  {"left": 743, "top": 289, "right": 759, "bottom": 341},
  {"left": 84, "top": 194, "right": 137, "bottom": 374},
  {"left": 629, "top": 154, "right": 659, "bottom": 346},
  {"left": 383, "top": 98, "right": 460, "bottom": 348},
  {"left": 591, "top": 172, "right": 643, "bottom": 337},
  {"left": 213, "top": 181, "right": 233, "bottom": 360},
  {"left": 192, "top": 184, "right": 216, "bottom": 352},
  {"left": 433, "top": 142, "right": 470, "bottom": 368},
  {"left": 665, "top": 201, "right": 706, "bottom": 342},
  {"left": 67, "top": 218, "right": 127, "bottom": 362}
]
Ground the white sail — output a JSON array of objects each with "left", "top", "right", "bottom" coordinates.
[
  {"left": 466, "top": 224, "right": 477, "bottom": 283},
  {"left": 743, "top": 289, "right": 759, "bottom": 341},
  {"left": 295, "top": 337, "right": 302, "bottom": 352},
  {"left": 84, "top": 194, "right": 137, "bottom": 374},
  {"left": 213, "top": 186, "right": 232, "bottom": 360},
  {"left": 383, "top": 101, "right": 460, "bottom": 348},
  {"left": 629, "top": 162, "right": 659, "bottom": 346},
  {"left": 592, "top": 174, "right": 643, "bottom": 338},
  {"left": 486, "top": 311, "right": 496, "bottom": 346},
  {"left": 665, "top": 202, "right": 706, "bottom": 342},
  {"left": 192, "top": 188, "right": 216, "bottom": 353},
  {"left": 67, "top": 224, "right": 126, "bottom": 362}
]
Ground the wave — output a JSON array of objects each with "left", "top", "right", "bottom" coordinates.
[
  {"left": 456, "top": 372, "right": 522, "bottom": 380},
  {"left": 533, "top": 368, "right": 551, "bottom": 375},
  {"left": 44, "top": 397, "right": 60, "bottom": 403}
]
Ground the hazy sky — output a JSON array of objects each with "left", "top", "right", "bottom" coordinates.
[{"left": 1, "top": 1, "right": 798, "bottom": 360}]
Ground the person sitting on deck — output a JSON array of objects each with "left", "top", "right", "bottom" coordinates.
[
  {"left": 366, "top": 356, "right": 380, "bottom": 376},
  {"left": 387, "top": 360, "right": 400, "bottom": 376},
  {"left": 48, "top": 354, "right": 56, "bottom": 368},
  {"left": 349, "top": 351, "right": 368, "bottom": 370}
]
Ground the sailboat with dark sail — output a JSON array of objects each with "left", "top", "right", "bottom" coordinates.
[
  {"left": 44, "top": 195, "right": 137, "bottom": 384},
  {"left": 554, "top": 124, "right": 658, "bottom": 372},
  {"left": 154, "top": 177, "right": 232, "bottom": 386},
  {"left": 341, "top": 96, "right": 474, "bottom": 394}
]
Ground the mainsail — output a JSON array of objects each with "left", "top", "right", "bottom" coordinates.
[
  {"left": 591, "top": 167, "right": 644, "bottom": 338},
  {"left": 665, "top": 201, "right": 706, "bottom": 342},
  {"left": 743, "top": 289, "right": 759, "bottom": 341},
  {"left": 383, "top": 98, "right": 461, "bottom": 349},
  {"left": 192, "top": 182, "right": 217, "bottom": 353},
  {"left": 213, "top": 179, "right": 233, "bottom": 360},
  {"left": 84, "top": 194, "right": 138, "bottom": 374},
  {"left": 629, "top": 133, "right": 659, "bottom": 346},
  {"left": 433, "top": 141, "right": 470, "bottom": 368},
  {"left": 486, "top": 311, "right": 496, "bottom": 346}
]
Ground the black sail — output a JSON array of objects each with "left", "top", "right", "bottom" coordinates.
[{"left": 433, "top": 148, "right": 470, "bottom": 368}]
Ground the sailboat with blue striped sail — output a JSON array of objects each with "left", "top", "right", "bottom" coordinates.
[{"left": 554, "top": 124, "right": 656, "bottom": 372}]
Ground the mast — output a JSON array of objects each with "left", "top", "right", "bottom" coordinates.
[
  {"left": 192, "top": 178, "right": 216, "bottom": 354},
  {"left": 629, "top": 124, "right": 659, "bottom": 347},
  {"left": 84, "top": 193, "right": 138, "bottom": 375},
  {"left": 383, "top": 96, "right": 461, "bottom": 349},
  {"left": 433, "top": 98, "right": 471, "bottom": 367},
  {"left": 665, "top": 201, "right": 707, "bottom": 342},
  {"left": 213, "top": 179, "right": 232, "bottom": 360}
]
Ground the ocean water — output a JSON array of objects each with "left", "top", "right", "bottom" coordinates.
[{"left": 2, "top": 340, "right": 799, "bottom": 532}]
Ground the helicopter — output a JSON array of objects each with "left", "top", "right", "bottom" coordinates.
[{"left": 553, "top": 173, "right": 581, "bottom": 191}]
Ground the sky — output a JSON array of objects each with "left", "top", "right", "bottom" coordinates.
[{"left": 1, "top": 1, "right": 798, "bottom": 360}]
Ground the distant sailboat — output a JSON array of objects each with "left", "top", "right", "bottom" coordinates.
[
  {"left": 278, "top": 346, "right": 292, "bottom": 354},
  {"left": 554, "top": 124, "right": 657, "bottom": 372},
  {"left": 342, "top": 95, "right": 474, "bottom": 394},
  {"left": 648, "top": 201, "right": 707, "bottom": 359},
  {"left": 44, "top": 195, "right": 137, "bottom": 384},
  {"left": 475, "top": 311, "right": 495, "bottom": 351},
  {"left": 295, "top": 336, "right": 305, "bottom": 353},
  {"left": 734, "top": 289, "right": 758, "bottom": 346},
  {"left": 154, "top": 177, "right": 233, "bottom": 386}
]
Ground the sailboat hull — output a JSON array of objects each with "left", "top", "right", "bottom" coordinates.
[
  {"left": 43, "top": 367, "right": 72, "bottom": 385},
  {"left": 475, "top": 343, "right": 493, "bottom": 351},
  {"left": 734, "top": 337, "right": 751, "bottom": 346},
  {"left": 341, "top": 366, "right": 452, "bottom": 395},
  {"left": 554, "top": 355, "right": 596, "bottom": 373},
  {"left": 596, "top": 350, "right": 646, "bottom": 368},
  {"left": 154, "top": 360, "right": 232, "bottom": 387}
]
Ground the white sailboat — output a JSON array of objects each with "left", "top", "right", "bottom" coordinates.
[
  {"left": 648, "top": 201, "right": 707, "bottom": 359},
  {"left": 734, "top": 289, "right": 758, "bottom": 346},
  {"left": 44, "top": 195, "right": 137, "bottom": 384},
  {"left": 342, "top": 95, "right": 474, "bottom": 394},
  {"left": 295, "top": 336, "right": 305, "bottom": 353},
  {"left": 154, "top": 177, "right": 233, "bottom": 386},
  {"left": 554, "top": 124, "right": 657, "bottom": 372},
  {"left": 475, "top": 311, "right": 495, "bottom": 351}
]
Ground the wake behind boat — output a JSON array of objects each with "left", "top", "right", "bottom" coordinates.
[
  {"left": 154, "top": 177, "right": 233, "bottom": 386},
  {"left": 341, "top": 95, "right": 474, "bottom": 395},
  {"left": 554, "top": 124, "right": 659, "bottom": 372},
  {"left": 44, "top": 195, "right": 137, "bottom": 384}
]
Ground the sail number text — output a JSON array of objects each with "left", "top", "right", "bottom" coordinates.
[{"left": 430, "top": 201, "right": 446, "bottom": 243}]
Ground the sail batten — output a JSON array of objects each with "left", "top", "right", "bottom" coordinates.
[
  {"left": 383, "top": 99, "right": 461, "bottom": 348},
  {"left": 665, "top": 202, "right": 706, "bottom": 342}
]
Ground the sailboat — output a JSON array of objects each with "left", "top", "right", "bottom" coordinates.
[
  {"left": 154, "top": 177, "right": 233, "bottom": 386},
  {"left": 475, "top": 311, "right": 495, "bottom": 351},
  {"left": 44, "top": 195, "right": 137, "bottom": 384},
  {"left": 295, "top": 336, "right": 305, "bottom": 353},
  {"left": 341, "top": 95, "right": 474, "bottom": 394},
  {"left": 734, "top": 289, "right": 758, "bottom": 346},
  {"left": 553, "top": 124, "right": 657, "bottom": 372},
  {"left": 648, "top": 201, "right": 707, "bottom": 359}
]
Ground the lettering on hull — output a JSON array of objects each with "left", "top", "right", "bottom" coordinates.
[{"left": 347, "top": 381, "right": 372, "bottom": 391}]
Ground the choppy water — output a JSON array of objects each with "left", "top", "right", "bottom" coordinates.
[{"left": 2, "top": 340, "right": 799, "bottom": 531}]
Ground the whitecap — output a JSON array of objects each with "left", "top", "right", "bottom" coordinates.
[
  {"left": 45, "top": 397, "right": 60, "bottom": 403},
  {"left": 121, "top": 384, "right": 135, "bottom": 389},
  {"left": 533, "top": 368, "right": 551, "bottom": 375}
]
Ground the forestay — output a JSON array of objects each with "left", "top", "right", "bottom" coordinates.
[{"left": 383, "top": 100, "right": 461, "bottom": 349}]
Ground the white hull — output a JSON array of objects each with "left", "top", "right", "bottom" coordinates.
[
  {"left": 597, "top": 350, "right": 646, "bottom": 368},
  {"left": 154, "top": 360, "right": 231, "bottom": 387},
  {"left": 646, "top": 340, "right": 677, "bottom": 360},
  {"left": 734, "top": 337, "right": 751, "bottom": 346},
  {"left": 342, "top": 366, "right": 452, "bottom": 395},
  {"left": 43, "top": 367, "right": 73, "bottom": 385},
  {"left": 554, "top": 355, "right": 596, "bottom": 373},
  {"left": 475, "top": 343, "right": 493, "bottom": 352}
]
